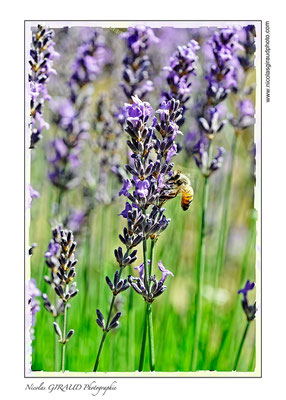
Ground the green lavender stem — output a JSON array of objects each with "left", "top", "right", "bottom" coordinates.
[
  {"left": 147, "top": 303, "right": 155, "bottom": 371},
  {"left": 126, "top": 286, "right": 135, "bottom": 370},
  {"left": 61, "top": 303, "right": 68, "bottom": 373},
  {"left": 138, "top": 235, "right": 156, "bottom": 371},
  {"left": 213, "top": 133, "right": 237, "bottom": 294},
  {"left": 204, "top": 133, "right": 237, "bottom": 368},
  {"left": 148, "top": 240, "right": 155, "bottom": 371},
  {"left": 191, "top": 175, "right": 209, "bottom": 371},
  {"left": 93, "top": 268, "right": 123, "bottom": 372},
  {"left": 54, "top": 317, "right": 59, "bottom": 371},
  {"left": 138, "top": 305, "right": 148, "bottom": 371},
  {"left": 233, "top": 321, "right": 250, "bottom": 370},
  {"left": 138, "top": 234, "right": 149, "bottom": 371}
]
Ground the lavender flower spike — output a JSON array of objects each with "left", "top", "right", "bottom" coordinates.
[
  {"left": 120, "top": 25, "right": 159, "bottom": 101},
  {"left": 29, "top": 25, "right": 59, "bottom": 149},
  {"left": 229, "top": 99, "right": 255, "bottom": 130},
  {"left": 163, "top": 40, "right": 200, "bottom": 118}
]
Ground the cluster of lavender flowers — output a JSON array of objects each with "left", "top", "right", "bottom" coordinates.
[
  {"left": 205, "top": 28, "right": 243, "bottom": 103},
  {"left": 29, "top": 25, "right": 59, "bottom": 149},
  {"left": 120, "top": 26, "right": 159, "bottom": 102},
  {"left": 92, "top": 95, "right": 123, "bottom": 204},
  {"left": 43, "top": 226, "right": 78, "bottom": 319},
  {"left": 238, "top": 25, "right": 256, "bottom": 72},
  {"left": 162, "top": 39, "right": 200, "bottom": 123},
  {"left": 48, "top": 30, "right": 110, "bottom": 192},
  {"left": 186, "top": 28, "right": 245, "bottom": 175},
  {"left": 69, "top": 30, "right": 112, "bottom": 99},
  {"left": 117, "top": 96, "right": 184, "bottom": 298}
]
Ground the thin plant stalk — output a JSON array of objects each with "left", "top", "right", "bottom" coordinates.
[
  {"left": 147, "top": 303, "right": 155, "bottom": 371},
  {"left": 233, "top": 321, "right": 250, "bottom": 370},
  {"left": 138, "top": 305, "right": 148, "bottom": 371},
  {"left": 61, "top": 303, "right": 68, "bottom": 372},
  {"left": 191, "top": 174, "right": 209, "bottom": 371},
  {"left": 209, "top": 213, "right": 256, "bottom": 369},
  {"left": 138, "top": 232, "right": 149, "bottom": 371},
  {"left": 93, "top": 268, "right": 123, "bottom": 372},
  {"left": 203, "top": 133, "right": 238, "bottom": 367},
  {"left": 213, "top": 133, "right": 237, "bottom": 294},
  {"left": 147, "top": 239, "right": 156, "bottom": 371},
  {"left": 126, "top": 286, "right": 135, "bottom": 370},
  {"left": 54, "top": 317, "right": 59, "bottom": 371},
  {"left": 138, "top": 234, "right": 156, "bottom": 371}
]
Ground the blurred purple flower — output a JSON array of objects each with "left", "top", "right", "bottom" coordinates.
[
  {"left": 29, "top": 25, "right": 59, "bottom": 148},
  {"left": 121, "top": 25, "right": 159, "bottom": 55},
  {"left": 26, "top": 184, "right": 40, "bottom": 209},
  {"left": 27, "top": 279, "right": 41, "bottom": 327}
]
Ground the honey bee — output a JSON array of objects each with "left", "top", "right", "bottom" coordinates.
[{"left": 161, "top": 171, "right": 194, "bottom": 211}]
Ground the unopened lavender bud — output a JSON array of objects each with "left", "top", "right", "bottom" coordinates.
[
  {"left": 108, "top": 312, "right": 121, "bottom": 331},
  {"left": 53, "top": 322, "right": 62, "bottom": 340},
  {"left": 70, "top": 289, "right": 79, "bottom": 298},
  {"left": 96, "top": 309, "right": 105, "bottom": 325},
  {"left": 106, "top": 276, "right": 114, "bottom": 291},
  {"left": 54, "top": 285, "right": 64, "bottom": 298},
  {"left": 68, "top": 242, "right": 77, "bottom": 257},
  {"left": 96, "top": 318, "right": 105, "bottom": 330},
  {"left": 108, "top": 321, "right": 119, "bottom": 330},
  {"left": 67, "top": 231, "right": 72, "bottom": 243},
  {"left": 44, "top": 275, "right": 52, "bottom": 284},
  {"left": 115, "top": 279, "right": 124, "bottom": 292},
  {"left": 65, "top": 329, "right": 74, "bottom": 342}
]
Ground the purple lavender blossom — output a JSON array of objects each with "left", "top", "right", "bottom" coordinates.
[
  {"left": 65, "top": 209, "right": 87, "bottom": 234},
  {"left": 237, "top": 25, "right": 256, "bottom": 71},
  {"left": 191, "top": 136, "right": 226, "bottom": 177},
  {"left": 29, "top": 25, "right": 59, "bottom": 149},
  {"left": 48, "top": 32, "right": 111, "bottom": 194},
  {"left": 238, "top": 280, "right": 255, "bottom": 302},
  {"left": 199, "top": 106, "right": 227, "bottom": 139},
  {"left": 70, "top": 30, "right": 111, "bottom": 93},
  {"left": 229, "top": 99, "right": 255, "bottom": 130},
  {"left": 47, "top": 138, "right": 82, "bottom": 190},
  {"left": 43, "top": 226, "right": 78, "bottom": 318},
  {"left": 120, "top": 25, "right": 159, "bottom": 101},
  {"left": 26, "top": 184, "right": 40, "bottom": 209},
  {"left": 205, "top": 28, "right": 243, "bottom": 104},
  {"left": 129, "top": 260, "right": 174, "bottom": 303},
  {"left": 158, "top": 260, "right": 174, "bottom": 283},
  {"left": 162, "top": 40, "right": 200, "bottom": 117},
  {"left": 119, "top": 179, "right": 132, "bottom": 196},
  {"left": 27, "top": 279, "right": 41, "bottom": 328},
  {"left": 45, "top": 241, "right": 60, "bottom": 259},
  {"left": 238, "top": 280, "right": 256, "bottom": 321}
]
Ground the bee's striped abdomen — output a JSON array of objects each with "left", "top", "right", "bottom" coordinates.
[{"left": 180, "top": 185, "right": 194, "bottom": 211}]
